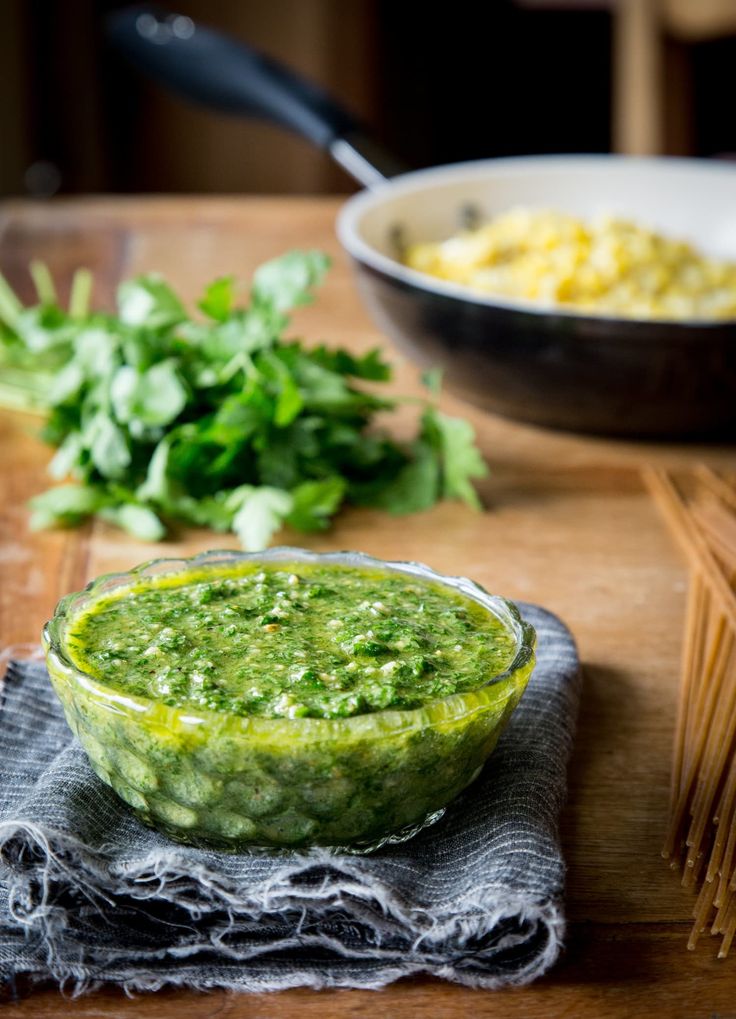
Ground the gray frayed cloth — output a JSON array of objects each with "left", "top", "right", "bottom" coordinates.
[{"left": 0, "top": 603, "right": 580, "bottom": 995}]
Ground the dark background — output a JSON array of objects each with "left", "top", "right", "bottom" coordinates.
[{"left": 1, "top": 0, "right": 735, "bottom": 198}]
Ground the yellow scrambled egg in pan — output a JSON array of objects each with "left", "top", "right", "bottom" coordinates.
[{"left": 404, "top": 208, "right": 736, "bottom": 320}]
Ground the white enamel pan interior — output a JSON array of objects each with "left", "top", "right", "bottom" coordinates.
[{"left": 336, "top": 154, "right": 736, "bottom": 325}]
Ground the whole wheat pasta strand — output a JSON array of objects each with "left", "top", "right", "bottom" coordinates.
[
  {"left": 668, "top": 621, "right": 731, "bottom": 860},
  {"left": 706, "top": 755, "right": 736, "bottom": 884},
  {"left": 715, "top": 887, "right": 736, "bottom": 937},
  {"left": 684, "top": 846, "right": 710, "bottom": 889},
  {"left": 642, "top": 468, "right": 736, "bottom": 629},
  {"left": 718, "top": 906, "right": 736, "bottom": 958},
  {"left": 725, "top": 821, "right": 736, "bottom": 896},
  {"left": 713, "top": 892, "right": 732, "bottom": 934},
  {"left": 690, "top": 876, "right": 718, "bottom": 949},
  {"left": 715, "top": 797, "right": 736, "bottom": 909},
  {"left": 693, "top": 526, "right": 736, "bottom": 582},
  {"left": 687, "top": 637, "right": 736, "bottom": 856},
  {"left": 683, "top": 614, "right": 730, "bottom": 810},
  {"left": 681, "top": 581, "right": 712, "bottom": 799},
  {"left": 695, "top": 464, "right": 736, "bottom": 516},
  {"left": 673, "top": 575, "right": 706, "bottom": 809},
  {"left": 691, "top": 499, "right": 736, "bottom": 570}
]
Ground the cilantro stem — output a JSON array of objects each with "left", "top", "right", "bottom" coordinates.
[
  {"left": 29, "top": 261, "right": 57, "bottom": 306},
  {"left": 0, "top": 273, "right": 22, "bottom": 330},
  {"left": 69, "top": 268, "right": 93, "bottom": 319},
  {"left": 0, "top": 369, "right": 51, "bottom": 413}
]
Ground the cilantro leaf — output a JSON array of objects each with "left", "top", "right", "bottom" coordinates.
[
  {"left": 110, "top": 360, "right": 187, "bottom": 428},
  {"left": 117, "top": 276, "right": 186, "bottom": 330},
  {"left": 86, "top": 414, "right": 131, "bottom": 479},
  {"left": 136, "top": 436, "right": 172, "bottom": 503},
  {"left": 287, "top": 477, "right": 347, "bottom": 531},
  {"left": 198, "top": 276, "right": 236, "bottom": 321},
  {"left": 421, "top": 408, "right": 488, "bottom": 510},
  {"left": 48, "top": 432, "right": 85, "bottom": 480},
  {"left": 99, "top": 503, "right": 166, "bottom": 542},
  {"left": 228, "top": 486, "right": 294, "bottom": 551},
  {"left": 359, "top": 442, "right": 440, "bottom": 515},
  {"left": 421, "top": 366, "right": 443, "bottom": 395},
  {"left": 308, "top": 345, "right": 392, "bottom": 381},
  {"left": 257, "top": 349, "right": 304, "bottom": 427},
  {"left": 252, "top": 251, "right": 330, "bottom": 312},
  {"left": 28, "top": 484, "right": 106, "bottom": 530}
]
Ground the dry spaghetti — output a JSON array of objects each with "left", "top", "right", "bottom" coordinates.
[{"left": 643, "top": 465, "right": 736, "bottom": 956}]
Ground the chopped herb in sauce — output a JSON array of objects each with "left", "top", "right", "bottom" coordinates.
[{"left": 66, "top": 563, "right": 516, "bottom": 720}]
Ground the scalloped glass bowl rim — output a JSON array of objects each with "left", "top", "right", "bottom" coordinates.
[{"left": 42, "top": 547, "right": 536, "bottom": 741}]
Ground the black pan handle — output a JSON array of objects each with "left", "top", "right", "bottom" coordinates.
[{"left": 106, "top": 6, "right": 405, "bottom": 188}]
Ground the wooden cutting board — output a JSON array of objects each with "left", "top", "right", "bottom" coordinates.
[{"left": 1, "top": 197, "right": 735, "bottom": 1017}]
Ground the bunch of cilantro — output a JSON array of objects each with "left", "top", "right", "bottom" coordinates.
[{"left": 0, "top": 251, "right": 487, "bottom": 549}]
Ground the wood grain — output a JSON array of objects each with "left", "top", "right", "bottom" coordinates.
[{"left": 1, "top": 197, "right": 736, "bottom": 1017}]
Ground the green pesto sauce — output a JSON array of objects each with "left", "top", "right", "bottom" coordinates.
[{"left": 66, "top": 563, "right": 516, "bottom": 720}]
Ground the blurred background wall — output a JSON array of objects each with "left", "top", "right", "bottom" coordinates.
[{"left": 1, "top": 0, "right": 735, "bottom": 198}]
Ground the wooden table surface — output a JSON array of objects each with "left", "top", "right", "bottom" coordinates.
[{"left": 2, "top": 197, "right": 736, "bottom": 1018}]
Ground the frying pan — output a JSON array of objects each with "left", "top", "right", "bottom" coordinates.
[{"left": 107, "top": 7, "right": 736, "bottom": 438}]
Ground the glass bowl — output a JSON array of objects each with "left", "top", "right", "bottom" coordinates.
[{"left": 42, "top": 548, "right": 536, "bottom": 853}]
